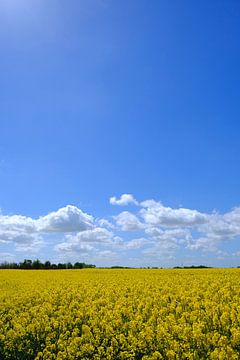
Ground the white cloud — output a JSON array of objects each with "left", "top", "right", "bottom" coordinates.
[
  {"left": 145, "top": 228, "right": 180, "bottom": 252},
  {"left": 143, "top": 246, "right": 176, "bottom": 260},
  {"left": 15, "top": 237, "right": 44, "bottom": 253},
  {"left": 0, "top": 205, "right": 94, "bottom": 239},
  {"left": 140, "top": 201, "right": 207, "bottom": 227},
  {"left": 199, "top": 214, "right": 240, "bottom": 240},
  {"left": 189, "top": 209, "right": 240, "bottom": 252},
  {"left": 140, "top": 199, "right": 160, "bottom": 208},
  {"left": 97, "top": 250, "right": 117, "bottom": 258},
  {"left": 114, "top": 211, "right": 144, "bottom": 231},
  {"left": 0, "top": 230, "right": 37, "bottom": 244},
  {"left": 0, "top": 205, "right": 94, "bottom": 253},
  {"left": 55, "top": 241, "right": 94, "bottom": 253},
  {"left": 1, "top": 200, "right": 240, "bottom": 265},
  {"left": 37, "top": 205, "right": 94, "bottom": 233},
  {"left": 125, "top": 238, "right": 148, "bottom": 249},
  {"left": 145, "top": 227, "right": 191, "bottom": 242},
  {"left": 55, "top": 227, "right": 119, "bottom": 255},
  {"left": 97, "top": 218, "right": 114, "bottom": 229},
  {"left": 187, "top": 236, "right": 218, "bottom": 252},
  {"left": 110, "top": 194, "right": 138, "bottom": 206},
  {"left": 224, "top": 207, "right": 240, "bottom": 223},
  {"left": 140, "top": 227, "right": 193, "bottom": 259},
  {"left": 72, "top": 228, "right": 115, "bottom": 243},
  {"left": 0, "top": 215, "right": 36, "bottom": 233}
]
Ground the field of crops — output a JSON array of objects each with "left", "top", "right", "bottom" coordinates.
[{"left": 0, "top": 269, "right": 240, "bottom": 360}]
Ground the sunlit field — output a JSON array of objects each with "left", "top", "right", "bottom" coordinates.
[{"left": 1, "top": 269, "right": 240, "bottom": 359}]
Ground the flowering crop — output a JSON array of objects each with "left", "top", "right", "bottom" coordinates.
[{"left": 0, "top": 269, "right": 240, "bottom": 359}]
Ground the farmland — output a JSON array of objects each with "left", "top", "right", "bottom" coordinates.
[{"left": 0, "top": 269, "right": 240, "bottom": 359}]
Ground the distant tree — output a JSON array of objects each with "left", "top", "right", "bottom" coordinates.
[
  {"left": 20, "top": 259, "right": 32, "bottom": 269},
  {"left": 74, "top": 262, "right": 84, "bottom": 269},
  {"left": 1, "top": 261, "right": 9, "bottom": 269},
  {"left": 88, "top": 264, "right": 96, "bottom": 268},
  {"left": 57, "top": 263, "right": 67, "bottom": 269},
  {"left": 0, "top": 260, "right": 96, "bottom": 270},
  {"left": 10, "top": 262, "right": 19, "bottom": 269},
  {"left": 44, "top": 261, "right": 51, "bottom": 269},
  {"left": 32, "top": 259, "right": 42, "bottom": 269}
]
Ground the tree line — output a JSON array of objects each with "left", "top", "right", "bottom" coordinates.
[
  {"left": 173, "top": 265, "right": 212, "bottom": 269},
  {"left": 0, "top": 259, "right": 96, "bottom": 270}
]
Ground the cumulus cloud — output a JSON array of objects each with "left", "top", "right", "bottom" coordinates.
[
  {"left": 0, "top": 205, "right": 94, "bottom": 252},
  {"left": 0, "top": 231, "right": 38, "bottom": 244},
  {"left": 0, "top": 215, "right": 43, "bottom": 252},
  {"left": 55, "top": 228, "right": 120, "bottom": 255},
  {"left": 140, "top": 201, "right": 207, "bottom": 227},
  {"left": 199, "top": 214, "right": 239, "bottom": 240},
  {"left": 1, "top": 199, "right": 240, "bottom": 265},
  {"left": 55, "top": 241, "right": 94, "bottom": 253},
  {"left": 224, "top": 207, "right": 240, "bottom": 223},
  {"left": 110, "top": 194, "right": 138, "bottom": 206},
  {"left": 125, "top": 238, "right": 149, "bottom": 249},
  {"left": 140, "top": 199, "right": 160, "bottom": 208},
  {"left": 115, "top": 211, "right": 144, "bottom": 231},
  {"left": 71, "top": 228, "right": 115, "bottom": 243},
  {"left": 15, "top": 237, "right": 44, "bottom": 253},
  {"left": 143, "top": 246, "right": 176, "bottom": 260},
  {"left": 37, "top": 205, "right": 93, "bottom": 232},
  {"left": 97, "top": 218, "right": 114, "bottom": 229},
  {"left": 143, "top": 228, "right": 191, "bottom": 257},
  {"left": 188, "top": 208, "right": 240, "bottom": 252},
  {"left": 0, "top": 215, "right": 36, "bottom": 233},
  {"left": 187, "top": 236, "right": 218, "bottom": 252},
  {"left": 145, "top": 227, "right": 191, "bottom": 242},
  {"left": 97, "top": 250, "right": 117, "bottom": 258}
]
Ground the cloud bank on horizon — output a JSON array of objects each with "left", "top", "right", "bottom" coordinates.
[{"left": 0, "top": 194, "right": 240, "bottom": 267}]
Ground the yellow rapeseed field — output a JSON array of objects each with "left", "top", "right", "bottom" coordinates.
[{"left": 0, "top": 269, "right": 240, "bottom": 359}]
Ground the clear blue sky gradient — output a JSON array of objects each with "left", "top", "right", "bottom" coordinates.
[{"left": 0, "top": 0, "right": 240, "bottom": 266}]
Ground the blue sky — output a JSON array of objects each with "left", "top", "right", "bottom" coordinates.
[{"left": 0, "top": 0, "right": 240, "bottom": 267}]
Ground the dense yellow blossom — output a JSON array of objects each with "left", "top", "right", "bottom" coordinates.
[{"left": 0, "top": 269, "right": 240, "bottom": 359}]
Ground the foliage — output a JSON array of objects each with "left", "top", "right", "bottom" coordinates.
[
  {"left": 0, "top": 269, "right": 240, "bottom": 359},
  {"left": 0, "top": 260, "right": 95, "bottom": 270}
]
